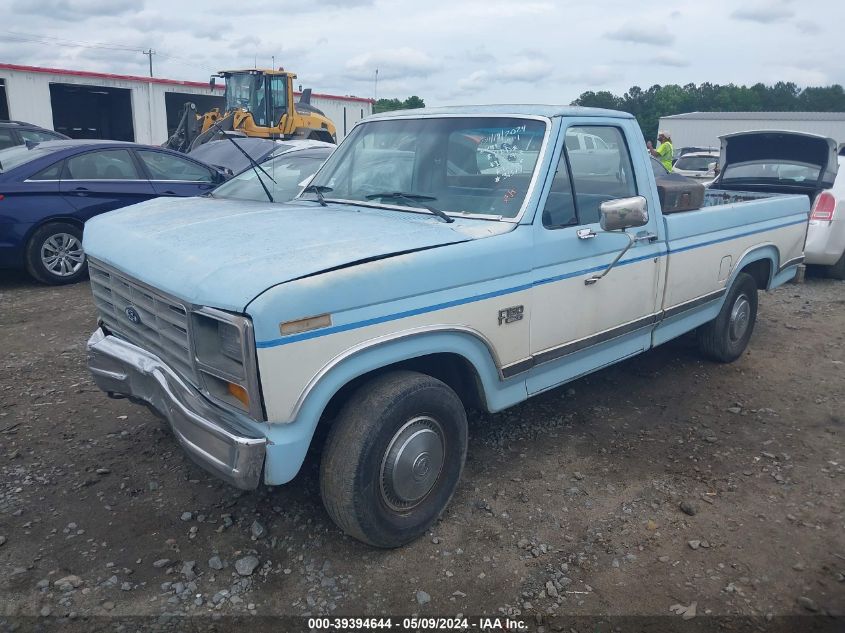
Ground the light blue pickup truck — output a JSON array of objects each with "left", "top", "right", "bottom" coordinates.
[{"left": 85, "top": 106, "right": 809, "bottom": 547}]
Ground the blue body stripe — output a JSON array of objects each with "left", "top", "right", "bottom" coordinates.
[
  {"left": 666, "top": 217, "right": 807, "bottom": 254},
  {"left": 256, "top": 218, "right": 806, "bottom": 349}
]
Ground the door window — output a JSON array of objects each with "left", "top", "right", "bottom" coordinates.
[
  {"left": 270, "top": 76, "right": 288, "bottom": 125},
  {"left": 0, "top": 128, "right": 15, "bottom": 150},
  {"left": 65, "top": 149, "right": 141, "bottom": 180},
  {"left": 19, "top": 129, "right": 63, "bottom": 143},
  {"left": 542, "top": 152, "right": 577, "bottom": 229},
  {"left": 30, "top": 161, "right": 63, "bottom": 180},
  {"left": 564, "top": 126, "right": 637, "bottom": 224},
  {"left": 137, "top": 150, "right": 214, "bottom": 182}
]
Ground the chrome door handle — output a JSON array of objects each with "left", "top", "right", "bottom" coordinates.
[
  {"left": 577, "top": 228, "right": 596, "bottom": 240},
  {"left": 635, "top": 231, "right": 659, "bottom": 243}
]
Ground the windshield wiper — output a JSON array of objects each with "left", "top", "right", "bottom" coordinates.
[
  {"left": 223, "top": 135, "right": 276, "bottom": 203},
  {"left": 364, "top": 192, "right": 454, "bottom": 223},
  {"left": 303, "top": 184, "right": 332, "bottom": 207}
]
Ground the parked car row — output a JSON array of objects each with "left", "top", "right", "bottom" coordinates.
[
  {"left": 0, "top": 135, "right": 333, "bottom": 284},
  {"left": 2, "top": 122, "right": 844, "bottom": 287}
]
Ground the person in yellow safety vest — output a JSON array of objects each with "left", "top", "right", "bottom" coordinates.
[{"left": 649, "top": 131, "right": 674, "bottom": 172}]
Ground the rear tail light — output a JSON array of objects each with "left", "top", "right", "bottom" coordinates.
[
  {"left": 810, "top": 192, "right": 836, "bottom": 221},
  {"left": 0, "top": 194, "right": 5, "bottom": 201}
]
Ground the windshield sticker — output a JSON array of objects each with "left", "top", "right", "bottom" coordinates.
[{"left": 479, "top": 126, "right": 530, "bottom": 182}]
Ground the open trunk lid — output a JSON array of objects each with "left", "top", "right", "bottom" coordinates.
[{"left": 715, "top": 130, "right": 838, "bottom": 197}]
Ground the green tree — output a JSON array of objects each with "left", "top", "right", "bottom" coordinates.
[
  {"left": 373, "top": 96, "right": 426, "bottom": 114},
  {"left": 571, "top": 90, "right": 621, "bottom": 110},
  {"left": 571, "top": 81, "right": 845, "bottom": 142}
]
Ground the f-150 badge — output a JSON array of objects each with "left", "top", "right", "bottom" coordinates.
[{"left": 498, "top": 305, "right": 524, "bottom": 325}]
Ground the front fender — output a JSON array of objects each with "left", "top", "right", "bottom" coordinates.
[{"left": 261, "top": 328, "right": 526, "bottom": 485}]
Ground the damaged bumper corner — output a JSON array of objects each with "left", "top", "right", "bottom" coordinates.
[{"left": 86, "top": 327, "right": 266, "bottom": 490}]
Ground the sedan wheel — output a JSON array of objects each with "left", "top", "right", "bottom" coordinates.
[
  {"left": 25, "top": 222, "right": 88, "bottom": 285},
  {"left": 41, "top": 233, "right": 85, "bottom": 278}
]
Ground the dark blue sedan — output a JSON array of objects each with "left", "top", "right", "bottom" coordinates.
[{"left": 0, "top": 140, "right": 226, "bottom": 284}]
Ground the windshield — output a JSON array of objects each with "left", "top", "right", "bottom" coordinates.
[
  {"left": 188, "top": 138, "right": 279, "bottom": 174},
  {"left": 212, "top": 151, "right": 329, "bottom": 202},
  {"left": 225, "top": 73, "right": 268, "bottom": 126},
  {"left": 675, "top": 156, "right": 717, "bottom": 171},
  {"left": 305, "top": 116, "right": 547, "bottom": 219},
  {"left": 722, "top": 160, "right": 821, "bottom": 183},
  {"left": 0, "top": 145, "right": 57, "bottom": 172}
]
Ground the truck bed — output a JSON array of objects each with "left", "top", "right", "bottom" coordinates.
[{"left": 703, "top": 189, "right": 779, "bottom": 207}]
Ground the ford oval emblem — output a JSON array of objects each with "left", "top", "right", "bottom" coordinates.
[{"left": 125, "top": 306, "right": 141, "bottom": 325}]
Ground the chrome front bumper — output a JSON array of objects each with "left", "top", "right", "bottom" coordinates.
[{"left": 86, "top": 328, "right": 266, "bottom": 490}]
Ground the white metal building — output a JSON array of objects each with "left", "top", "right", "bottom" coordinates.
[
  {"left": 658, "top": 111, "right": 845, "bottom": 151},
  {"left": 0, "top": 63, "right": 372, "bottom": 144}
]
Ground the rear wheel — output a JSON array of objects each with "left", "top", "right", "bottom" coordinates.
[
  {"left": 320, "top": 370, "right": 468, "bottom": 548},
  {"left": 827, "top": 250, "right": 845, "bottom": 280},
  {"left": 697, "top": 272, "right": 758, "bottom": 363},
  {"left": 25, "top": 222, "right": 87, "bottom": 285}
]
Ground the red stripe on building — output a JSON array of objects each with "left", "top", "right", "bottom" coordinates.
[{"left": 0, "top": 62, "right": 374, "bottom": 104}]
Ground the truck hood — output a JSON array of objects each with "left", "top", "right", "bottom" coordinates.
[
  {"left": 83, "top": 196, "right": 510, "bottom": 312},
  {"left": 718, "top": 130, "right": 838, "bottom": 191}
]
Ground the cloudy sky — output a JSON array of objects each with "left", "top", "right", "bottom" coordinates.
[{"left": 1, "top": 0, "right": 841, "bottom": 105}]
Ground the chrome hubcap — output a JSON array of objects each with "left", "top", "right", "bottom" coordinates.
[
  {"left": 41, "top": 233, "right": 84, "bottom": 277},
  {"left": 729, "top": 295, "right": 751, "bottom": 342},
  {"left": 380, "top": 416, "right": 445, "bottom": 511}
]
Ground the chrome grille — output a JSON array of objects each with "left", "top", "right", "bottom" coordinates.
[{"left": 88, "top": 260, "right": 197, "bottom": 385}]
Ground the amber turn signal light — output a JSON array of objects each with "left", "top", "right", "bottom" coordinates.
[{"left": 227, "top": 382, "right": 250, "bottom": 408}]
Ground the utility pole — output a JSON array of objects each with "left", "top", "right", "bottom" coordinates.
[
  {"left": 374, "top": 68, "right": 378, "bottom": 101},
  {"left": 143, "top": 49, "right": 155, "bottom": 77}
]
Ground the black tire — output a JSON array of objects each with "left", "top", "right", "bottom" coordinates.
[
  {"left": 827, "top": 251, "right": 845, "bottom": 280},
  {"left": 25, "top": 222, "right": 87, "bottom": 285},
  {"left": 697, "top": 272, "right": 758, "bottom": 363},
  {"left": 320, "top": 370, "right": 468, "bottom": 548}
]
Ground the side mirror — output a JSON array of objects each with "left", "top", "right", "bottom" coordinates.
[
  {"left": 599, "top": 196, "right": 649, "bottom": 232},
  {"left": 585, "top": 196, "right": 651, "bottom": 286}
]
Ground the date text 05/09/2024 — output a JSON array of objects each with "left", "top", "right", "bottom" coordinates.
[{"left": 307, "top": 617, "right": 528, "bottom": 631}]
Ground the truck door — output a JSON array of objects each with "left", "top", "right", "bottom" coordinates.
[{"left": 526, "top": 123, "right": 663, "bottom": 395}]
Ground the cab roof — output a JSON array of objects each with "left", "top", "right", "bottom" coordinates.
[
  {"left": 218, "top": 69, "right": 294, "bottom": 77},
  {"left": 366, "top": 105, "right": 635, "bottom": 120}
]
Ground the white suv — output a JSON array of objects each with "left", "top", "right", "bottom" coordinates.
[{"left": 673, "top": 151, "right": 719, "bottom": 180}]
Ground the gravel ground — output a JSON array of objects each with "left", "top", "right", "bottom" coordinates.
[{"left": 0, "top": 270, "right": 843, "bottom": 631}]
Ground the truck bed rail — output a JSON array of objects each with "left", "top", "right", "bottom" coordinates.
[{"left": 704, "top": 189, "right": 778, "bottom": 207}]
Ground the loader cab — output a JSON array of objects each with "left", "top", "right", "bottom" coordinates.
[{"left": 216, "top": 70, "right": 294, "bottom": 130}]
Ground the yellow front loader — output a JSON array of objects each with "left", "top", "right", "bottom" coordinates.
[{"left": 165, "top": 69, "right": 337, "bottom": 152}]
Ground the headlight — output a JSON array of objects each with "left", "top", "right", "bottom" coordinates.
[{"left": 191, "top": 307, "right": 263, "bottom": 419}]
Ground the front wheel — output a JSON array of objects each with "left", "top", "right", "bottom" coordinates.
[
  {"left": 25, "top": 222, "right": 87, "bottom": 285},
  {"left": 320, "top": 370, "right": 468, "bottom": 548},
  {"left": 697, "top": 272, "right": 758, "bottom": 363}
]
